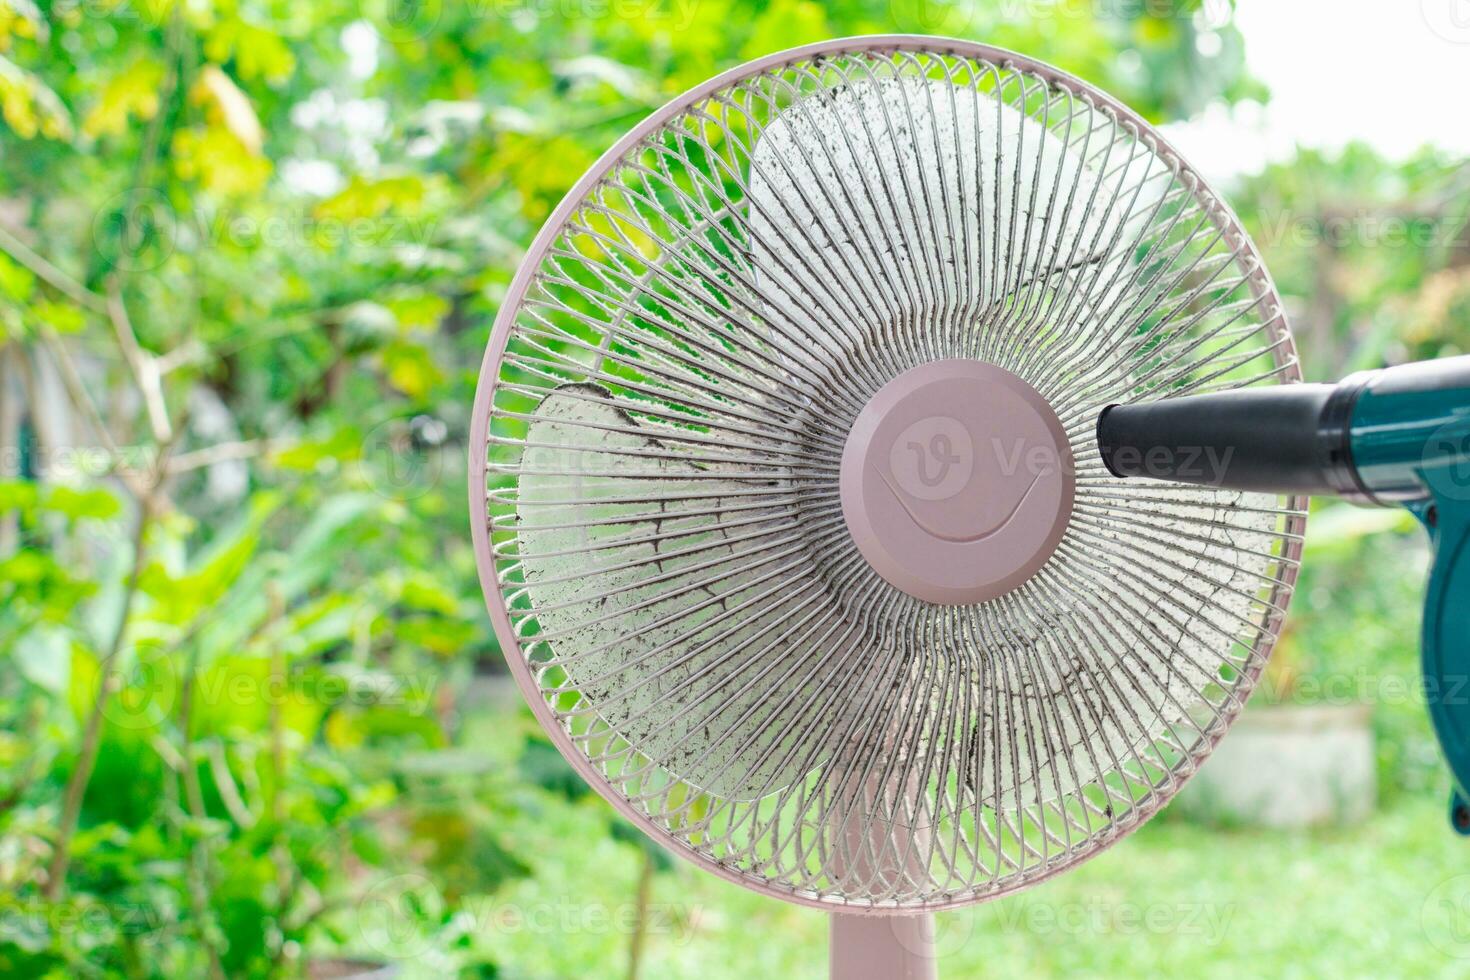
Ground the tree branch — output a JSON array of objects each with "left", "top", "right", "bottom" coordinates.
[
  {"left": 105, "top": 278, "right": 172, "bottom": 444},
  {"left": 166, "top": 437, "right": 284, "bottom": 475},
  {"left": 0, "top": 221, "right": 107, "bottom": 314},
  {"left": 206, "top": 740, "right": 256, "bottom": 829}
]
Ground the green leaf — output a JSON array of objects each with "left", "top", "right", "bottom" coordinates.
[
  {"left": 271, "top": 427, "right": 364, "bottom": 470},
  {"left": 12, "top": 624, "right": 71, "bottom": 692},
  {"left": 139, "top": 491, "right": 281, "bottom": 625},
  {"left": 81, "top": 59, "right": 164, "bottom": 139},
  {"left": 380, "top": 340, "right": 443, "bottom": 400},
  {"left": 0, "top": 52, "right": 72, "bottom": 140},
  {"left": 0, "top": 479, "right": 39, "bottom": 515},
  {"left": 399, "top": 572, "right": 459, "bottom": 616},
  {"left": 31, "top": 300, "right": 86, "bottom": 334},
  {"left": 41, "top": 484, "right": 121, "bottom": 522},
  {"left": 315, "top": 175, "right": 429, "bottom": 222},
  {"left": 741, "top": 0, "right": 829, "bottom": 61},
  {"left": 518, "top": 735, "right": 587, "bottom": 801},
  {"left": 0, "top": 251, "right": 35, "bottom": 301},
  {"left": 384, "top": 291, "right": 449, "bottom": 333}
]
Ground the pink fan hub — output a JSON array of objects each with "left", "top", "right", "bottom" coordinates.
[{"left": 839, "top": 359, "right": 1074, "bottom": 604}]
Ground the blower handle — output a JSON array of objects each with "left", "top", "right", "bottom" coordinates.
[
  {"left": 1419, "top": 471, "right": 1470, "bottom": 834},
  {"left": 1358, "top": 363, "right": 1470, "bottom": 832}
]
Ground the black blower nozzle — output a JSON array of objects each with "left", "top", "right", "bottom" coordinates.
[{"left": 1096, "top": 383, "right": 1361, "bottom": 497}]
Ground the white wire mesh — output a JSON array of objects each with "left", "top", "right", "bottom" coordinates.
[{"left": 476, "top": 40, "right": 1305, "bottom": 910}]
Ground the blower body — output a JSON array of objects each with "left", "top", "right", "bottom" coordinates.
[{"left": 1098, "top": 355, "right": 1470, "bottom": 829}]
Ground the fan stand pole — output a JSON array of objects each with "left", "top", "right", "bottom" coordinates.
[
  {"left": 827, "top": 727, "right": 941, "bottom": 979},
  {"left": 829, "top": 912, "right": 937, "bottom": 980}
]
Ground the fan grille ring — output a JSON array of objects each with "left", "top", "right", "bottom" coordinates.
[{"left": 471, "top": 35, "right": 1305, "bottom": 911}]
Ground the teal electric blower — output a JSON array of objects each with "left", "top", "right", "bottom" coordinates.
[{"left": 1098, "top": 356, "right": 1470, "bottom": 831}]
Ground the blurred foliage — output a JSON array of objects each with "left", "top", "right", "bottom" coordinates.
[
  {"left": 1, "top": 0, "right": 1456, "bottom": 977},
  {"left": 1236, "top": 143, "right": 1470, "bottom": 381},
  {"left": 1231, "top": 144, "right": 1470, "bottom": 800}
]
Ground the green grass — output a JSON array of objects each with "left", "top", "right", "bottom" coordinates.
[
  {"left": 361, "top": 749, "right": 1470, "bottom": 979},
  {"left": 510, "top": 793, "right": 1470, "bottom": 980}
]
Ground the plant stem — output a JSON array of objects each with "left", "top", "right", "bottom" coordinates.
[
  {"left": 264, "top": 583, "right": 296, "bottom": 979},
  {"left": 177, "top": 632, "right": 226, "bottom": 980},
  {"left": 43, "top": 494, "right": 153, "bottom": 900},
  {"left": 626, "top": 848, "right": 655, "bottom": 980}
]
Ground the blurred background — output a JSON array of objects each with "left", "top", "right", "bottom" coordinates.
[{"left": 2, "top": 0, "right": 1469, "bottom": 976}]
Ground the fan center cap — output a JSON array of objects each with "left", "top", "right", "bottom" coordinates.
[{"left": 839, "top": 359, "right": 1075, "bottom": 605}]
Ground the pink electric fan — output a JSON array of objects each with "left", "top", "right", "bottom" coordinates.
[{"left": 470, "top": 36, "right": 1302, "bottom": 977}]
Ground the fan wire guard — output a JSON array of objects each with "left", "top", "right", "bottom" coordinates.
[{"left": 471, "top": 36, "right": 1305, "bottom": 912}]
